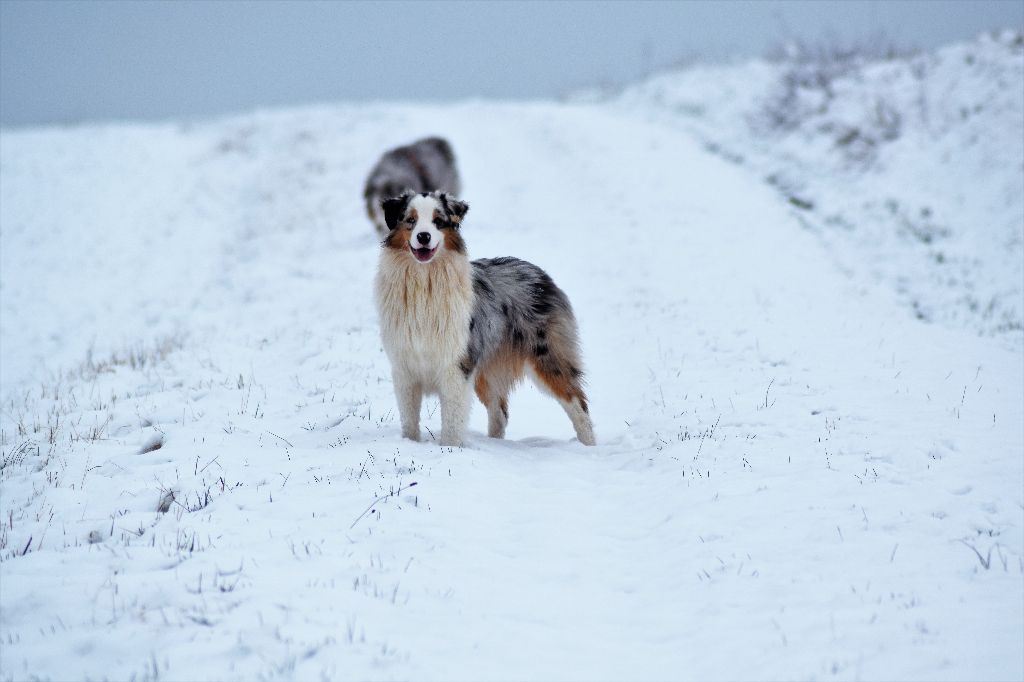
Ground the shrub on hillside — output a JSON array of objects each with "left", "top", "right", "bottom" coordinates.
[{"left": 757, "top": 33, "right": 912, "bottom": 165}]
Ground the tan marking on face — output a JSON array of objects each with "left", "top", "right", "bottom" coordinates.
[
  {"left": 441, "top": 228, "right": 466, "bottom": 254},
  {"left": 383, "top": 221, "right": 412, "bottom": 252}
]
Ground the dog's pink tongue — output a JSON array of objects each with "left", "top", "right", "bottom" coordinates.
[{"left": 413, "top": 247, "right": 435, "bottom": 262}]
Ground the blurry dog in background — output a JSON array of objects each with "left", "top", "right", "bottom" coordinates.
[
  {"left": 363, "top": 137, "right": 461, "bottom": 237},
  {"left": 374, "top": 190, "right": 595, "bottom": 447}
]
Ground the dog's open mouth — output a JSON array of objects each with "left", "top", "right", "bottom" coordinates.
[{"left": 411, "top": 245, "right": 437, "bottom": 263}]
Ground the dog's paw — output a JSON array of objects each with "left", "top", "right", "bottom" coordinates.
[{"left": 401, "top": 428, "right": 421, "bottom": 442}]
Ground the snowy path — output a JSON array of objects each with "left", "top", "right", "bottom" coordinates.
[{"left": 1, "top": 102, "right": 1021, "bottom": 681}]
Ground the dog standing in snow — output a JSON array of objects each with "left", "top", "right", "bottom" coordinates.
[
  {"left": 363, "top": 137, "right": 461, "bottom": 237},
  {"left": 374, "top": 191, "right": 595, "bottom": 447}
]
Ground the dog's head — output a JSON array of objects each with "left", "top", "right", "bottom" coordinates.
[{"left": 380, "top": 191, "right": 469, "bottom": 264}]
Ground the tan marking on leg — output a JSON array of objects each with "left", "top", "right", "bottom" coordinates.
[
  {"left": 475, "top": 348, "right": 526, "bottom": 439},
  {"left": 528, "top": 357, "right": 595, "bottom": 446},
  {"left": 528, "top": 358, "right": 577, "bottom": 402},
  {"left": 474, "top": 374, "right": 490, "bottom": 405}
]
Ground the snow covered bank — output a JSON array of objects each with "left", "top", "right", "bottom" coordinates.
[
  {"left": 1, "top": 39, "right": 1022, "bottom": 681},
  {"left": 620, "top": 30, "right": 1024, "bottom": 344}
]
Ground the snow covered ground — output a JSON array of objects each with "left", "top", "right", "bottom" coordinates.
[
  {"left": 1, "top": 34, "right": 1022, "bottom": 681},
  {"left": 619, "top": 29, "right": 1024, "bottom": 342}
]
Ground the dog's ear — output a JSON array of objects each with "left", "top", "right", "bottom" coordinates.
[
  {"left": 439, "top": 193, "right": 469, "bottom": 226},
  {"left": 381, "top": 193, "right": 411, "bottom": 231}
]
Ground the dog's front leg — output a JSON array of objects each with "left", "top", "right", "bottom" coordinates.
[
  {"left": 392, "top": 370, "right": 422, "bottom": 441},
  {"left": 438, "top": 368, "right": 471, "bottom": 447}
]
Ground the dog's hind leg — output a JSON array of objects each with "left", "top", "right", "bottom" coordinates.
[
  {"left": 392, "top": 370, "right": 422, "bottom": 441},
  {"left": 528, "top": 358, "right": 596, "bottom": 446},
  {"left": 559, "top": 394, "right": 595, "bottom": 446}
]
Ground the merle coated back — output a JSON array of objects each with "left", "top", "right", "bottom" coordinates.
[{"left": 466, "top": 258, "right": 585, "bottom": 398}]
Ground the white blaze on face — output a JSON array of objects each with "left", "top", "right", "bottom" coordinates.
[{"left": 408, "top": 194, "right": 443, "bottom": 252}]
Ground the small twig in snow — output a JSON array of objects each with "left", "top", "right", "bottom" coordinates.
[
  {"left": 349, "top": 482, "right": 418, "bottom": 530},
  {"left": 266, "top": 431, "right": 293, "bottom": 448},
  {"left": 764, "top": 378, "right": 776, "bottom": 408},
  {"left": 960, "top": 540, "right": 992, "bottom": 569}
]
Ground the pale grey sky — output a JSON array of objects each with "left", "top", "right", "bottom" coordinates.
[{"left": 1, "top": 0, "right": 1021, "bottom": 128}]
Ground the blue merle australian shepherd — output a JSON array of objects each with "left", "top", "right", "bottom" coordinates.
[
  {"left": 364, "top": 137, "right": 461, "bottom": 237},
  {"left": 374, "top": 191, "right": 595, "bottom": 447}
]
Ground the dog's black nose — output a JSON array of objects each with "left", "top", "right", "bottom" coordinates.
[{"left": 416, "top": 232, "right": 431, "bottom": 245}]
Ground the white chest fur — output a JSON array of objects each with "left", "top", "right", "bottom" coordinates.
[{"left": 375, "top": 251, "right": 474, "bottom": 390}]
